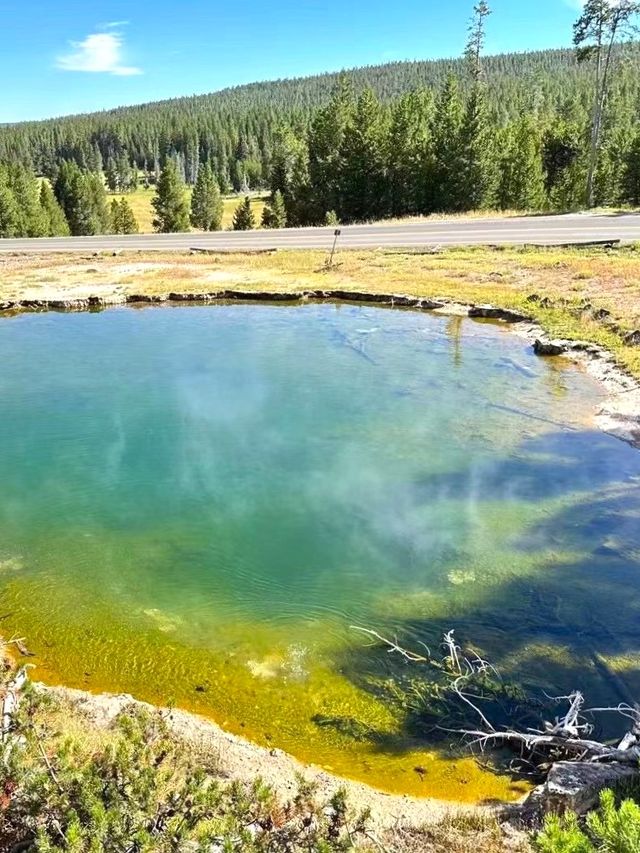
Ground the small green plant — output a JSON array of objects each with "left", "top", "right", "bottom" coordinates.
[{"left": 536, "top": 789, "right": 640, "bottom": 853}]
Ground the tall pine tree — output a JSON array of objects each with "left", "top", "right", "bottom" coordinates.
[
  {"left": 458, "top": 2, "right": 497, "bottom": 210},
  {"left": 387, "top": 90, "right": 432, "bottom": 217},
  {"left": 270, "top": 126, "right": 312, "bottom": 226},
  {"left": 339, "top": 89, "right": 387, "bottom": 222},
  {"left": 428, "top": 75, "right": 465, "bottom": 212},
  {"left": 307, "top": 77, "right": 354, "bottom": 220}
]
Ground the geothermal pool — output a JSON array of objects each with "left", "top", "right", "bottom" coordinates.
[{"left": 1, "top": 302, "right": 639, "bottom": 801}]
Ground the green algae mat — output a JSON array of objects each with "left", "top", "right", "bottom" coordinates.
[{"left": 1, "top": 302, "right": 639, "bottom": 802}]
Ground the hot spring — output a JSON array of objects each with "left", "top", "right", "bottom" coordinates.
[{"left": 1, "top": 302, "right": 639, "bottom": 802}]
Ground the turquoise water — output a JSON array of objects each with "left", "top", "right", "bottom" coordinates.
[{"left": 0, "top": 302, "right": 639, "bottom": 800}]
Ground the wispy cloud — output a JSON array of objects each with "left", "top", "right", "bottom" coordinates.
[{"left": 56, "top": 29, "right": 142, "bottom": 76}]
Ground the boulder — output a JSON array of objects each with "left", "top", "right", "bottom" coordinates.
[
  {"left": 525, "top": 761, "right": 639, "bottom": 816},
  {"left": 534, "top": 339, "right": 566, "bottom": 356}
]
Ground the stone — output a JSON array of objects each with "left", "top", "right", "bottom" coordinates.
[
  {"left": 468, "top": 304, "right": 530, "bottom": 323},
  {"left": 534, "top": 339, "right": 566, "bottom": 356},
  {"left": 525, "top": 761, "right": 639, "bottom": 816},
  {"left": 623, "top": 330, "right": 640, "bottom": 347}
]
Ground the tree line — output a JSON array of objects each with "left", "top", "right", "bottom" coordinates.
[
  {"left": 0, "top": 156, "right": 284, "bottom": 237},
  {"left": 0, "top": 18, "right": 638, "bottom": 197},
  {"left": 267, "top": 0, "right": 640, "bottom": 225},
  {"left": 0, "top": 162, "right": 141, "bottom": 238}
]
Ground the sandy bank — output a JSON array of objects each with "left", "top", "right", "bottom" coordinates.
[{"left": 39, "top": 684, "right": 477, "bottom": 831}]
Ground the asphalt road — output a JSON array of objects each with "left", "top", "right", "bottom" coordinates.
[{"left": 1, "top": 212, "right": 640, "bottom": 253}]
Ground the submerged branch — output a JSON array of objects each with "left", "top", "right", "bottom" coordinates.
[
  {"left": 353, "top": 626, "right": 640, "bottom": 776},
  {"left": 350, "top": 626, "right": 433, "bottom": 664}
]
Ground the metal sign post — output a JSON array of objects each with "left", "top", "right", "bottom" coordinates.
[{"left": 328, "top": 229, "right": 342, "bottom": 267}]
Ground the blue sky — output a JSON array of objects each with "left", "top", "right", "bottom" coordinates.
[{"left": 2, "top": 0, "right": 583, "bottom": 123}]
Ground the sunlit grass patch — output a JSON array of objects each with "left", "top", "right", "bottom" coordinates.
[{"left": 112, "top": 187, "right": 267, "bottom": 233}]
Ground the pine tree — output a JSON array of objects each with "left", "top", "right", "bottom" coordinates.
[
  {"left": 152, "top": 160, "right": 190, "bottom": 233},
  {"left": 543, "top": 119, "right": 586, "bottom": 211},
  {"left": 105, "top": 157, "right": 119, "bottom": 192},
  {"left": 465, "top": 2, "right": 492, "bottom": 84},
  {"left": 110, "top": 198, "right": 120, "bottom": 232},
  {"left": 0, "top": 175, "right": 18, "bottom": 238},
  {"left": 270, "top": 126, "right": 312, "bottom": 226},
  {"left": 86, "top": 173, "right": 112, "bottom": 233},
  {"left": 40, "top": 182, "right": 70, "bottom": 236},
  {"left": 429, "top": 75, "right": 465, "bottom": 212},
  {"left": 232, "top": 196, "right": 256, "bottom": 230},
  {"left": 118, "top": 198, "right": 139, "bottom": 233},
  {"left": 459, "top": 87, "right": 497, "bottom": 210},
  {"left": 458, "top": 2, "right": 497, "bottom": 210},
  {"left": 111, "top": 197, "right": 139, "bottom": 234},
  {"left": 622, "top": 127, "right": 640, "bottom": 206},
  {"left": 261, "top": 190, "right": 287, "bottom": 228},
  {"left": 498, "top": 115, "right": 546, "bottom": 210},
  {"left": 190, "top": 163, "right": 223, "bottom": 231},
  {"left": 387, "top": 90, "right": 431, "bottom": 217},
  {"left": 6, "top": 165, "right": 46, "bottom": 237},
  {"left": 307, "top": 76, "right": 354, "bottom": 220},
  {"left": 116, "top": 152, "right": 135, "bottom": 192},
  {"left": 338, "top": 88, "right": 387, "bottom": 222},
  {"left": 53, "top": 162, "right": 111, "bottom": 236}
]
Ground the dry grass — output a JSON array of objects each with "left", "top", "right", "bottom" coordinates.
[
  {"left": 111, "top": 187, "right": 267, "bottom": 233},
  {"left": 2, "top": 243, "right": 640, "bottom": 377},
  {"left": 384, "top": 812, "right": 531, "bottom": 852}
]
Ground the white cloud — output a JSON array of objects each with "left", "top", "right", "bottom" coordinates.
[{"left": 56, "top": 31, "right": 142, "bottom": 76}]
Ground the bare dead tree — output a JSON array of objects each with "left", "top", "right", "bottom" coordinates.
[{"left": 574, "top": 0, "right": 640, "bottom": 208}]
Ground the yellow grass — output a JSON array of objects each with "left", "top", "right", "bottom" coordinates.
[{"left": 112, "top": 187, "right": 267, "bottom": 233}]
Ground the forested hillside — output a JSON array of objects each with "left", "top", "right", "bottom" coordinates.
[{"left": 1, "top": 45, "right": 639, "bottom": 193}]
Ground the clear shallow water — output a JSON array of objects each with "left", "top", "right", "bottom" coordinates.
[{"left": 1, "top": 303, "right": 639, "bottom": 801}]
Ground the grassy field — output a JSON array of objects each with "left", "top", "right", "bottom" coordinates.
[
  {"left": 113, "top": 187, "right": 267, "bottom": 233},
  {"left": 2, "top": 244, "right": 640, "bottom": 379}
]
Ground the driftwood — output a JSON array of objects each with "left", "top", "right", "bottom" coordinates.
[{"left": 353, "top": 626, "right": 640, "bottom": 776}]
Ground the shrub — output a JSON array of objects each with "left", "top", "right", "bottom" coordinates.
[
  {"left": 536, "top": 789, "right": 640, "bottom": 853},
  {"left": 0, "top": 680, "right": 370, "bottom": 851}
]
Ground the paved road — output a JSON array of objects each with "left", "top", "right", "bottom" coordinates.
[{"left": 1, "top": 212, "right": 640, "bottom": 253}]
